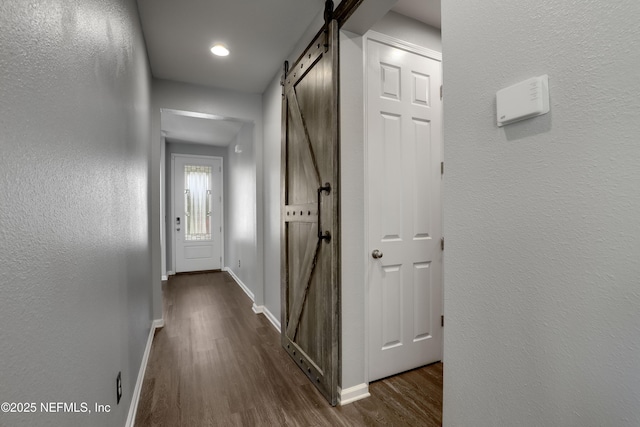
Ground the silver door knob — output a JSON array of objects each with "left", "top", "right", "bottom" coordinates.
[{"left": 372, "top": 249, "right": 383, "bottom": 259}]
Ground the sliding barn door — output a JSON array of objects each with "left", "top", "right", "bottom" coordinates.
[{"left": 281, "top": 19, "right": 340, "bottom": 405}]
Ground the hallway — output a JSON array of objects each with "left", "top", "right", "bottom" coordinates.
[{"left": 135, "top": 272, "right": 443, "bottom": 426}]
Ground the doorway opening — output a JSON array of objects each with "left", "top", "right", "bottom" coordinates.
[
  {"left": 159, "top": 108, "right": 253, "bottom": 276},
  {"left": 339, "top": 0, "right": 444, "bottom": 404},
  {"left": 171, "top": 154, "right": 223, "bottom": 272}
]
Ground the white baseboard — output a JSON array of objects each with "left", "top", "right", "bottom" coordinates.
[
  {"left": 338, "top": 383, "right": 370, "bottom": 406},
  {"left": 161, "top": 275, "right": 168, "bottom": 281},
  {"left": 262, "top": 306, "right": 281, "bottom": 333},
  {"left": 125, "top": 318, "right": 163, "bottom": 427},
  {"left": 222, "top": 268, "right": 280, "bottom": 333},
  {"left": 222, "top": 267, "right": 255, "bottom": 301},
  {"left": 167, "top": 270, "right": 174, "bottom": 277}
]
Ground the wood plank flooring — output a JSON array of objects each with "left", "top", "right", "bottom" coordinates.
[{"left": 135, "top": 271, "right": 442, "bottom": 426}]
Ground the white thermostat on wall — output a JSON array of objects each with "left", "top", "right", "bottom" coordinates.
[{"left": 496, "top": 75, "right": 549, "bottom": 127}]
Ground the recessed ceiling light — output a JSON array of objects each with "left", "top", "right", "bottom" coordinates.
[{"left": 210, "top": 44, "right": 229, "bottom": 57}]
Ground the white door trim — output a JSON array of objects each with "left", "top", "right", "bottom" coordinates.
[
  {"left": 365, "top": 31, "right": 442, "bottom": 62},
  {"left": 171, "top": 153, "right": 225, "bottom": 272},
  {"left": 363, "top": 30, "right": 444, "bottom": 384}
]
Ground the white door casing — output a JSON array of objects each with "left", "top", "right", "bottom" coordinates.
[
  {"left": 366, "top": 33, "right": 443, "bottom": 382},
  {"left": 172, "top": 154, "right": 223, "bottom": 273}
]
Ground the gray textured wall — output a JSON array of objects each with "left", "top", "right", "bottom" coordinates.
[
  {"left": 442, "top": 1, "right": 640, "bottom": 425},
  {"left": 262, "top": 73, "right": 283, "bottom": 324},
  {"left": 0, "top": 0, "right": 152, "bottom": 426},
  {"left": 339, "top": 30, "right": 366, "bottom": 390},
  {"left": 225, "top": 124, "right": 258, "bottom": 293}
]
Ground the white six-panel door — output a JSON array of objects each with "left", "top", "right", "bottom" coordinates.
[
  {"left": 173, "top": 154, "right": 223, "bottom": 273},
  {"left": 366, "top": 35, "right": 443, "bottom": 381}
]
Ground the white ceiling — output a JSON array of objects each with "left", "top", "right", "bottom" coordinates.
[
  {"left": 142, "top": 0, "right": 440, "bottom": 146},
  {"left": 137, "top": 0, "right": 325, "bottom": 94},
  {"left": 137, "top": 0, "right": 440, "bottom": 95}
]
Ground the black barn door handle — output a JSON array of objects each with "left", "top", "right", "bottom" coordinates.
[{"left": 317, "top": 183, "right": 331, "bottom": 243}]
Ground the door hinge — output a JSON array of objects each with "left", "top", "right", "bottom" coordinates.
[
  {"left": 441, "top": 161, "right": 444, "bottom": 176},
  {"left": 441, "top": 237, "right": 444, "bottom": 251},
  {"left": 441, "top": 315, "right": 444, "bottom": 327},
  {"left": 440, "top": 85, "right": 443, "bottom": 100}
]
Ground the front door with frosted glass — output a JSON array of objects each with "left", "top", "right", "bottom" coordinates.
[{"left": 173, "top": 154, "right": 223, "bottom": 272}]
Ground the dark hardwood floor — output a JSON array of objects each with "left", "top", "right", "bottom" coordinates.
[{"left": 135, "top": 271, "right": 443, "bottom": 426}]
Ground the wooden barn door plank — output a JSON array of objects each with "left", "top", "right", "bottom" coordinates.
[{"left": 281, "top": 15, "right": 340, "bottom": 405}]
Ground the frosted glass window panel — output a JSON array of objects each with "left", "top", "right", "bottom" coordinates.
[{"left": 184, "top": 165, "right": 212, "bottom": 241}]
